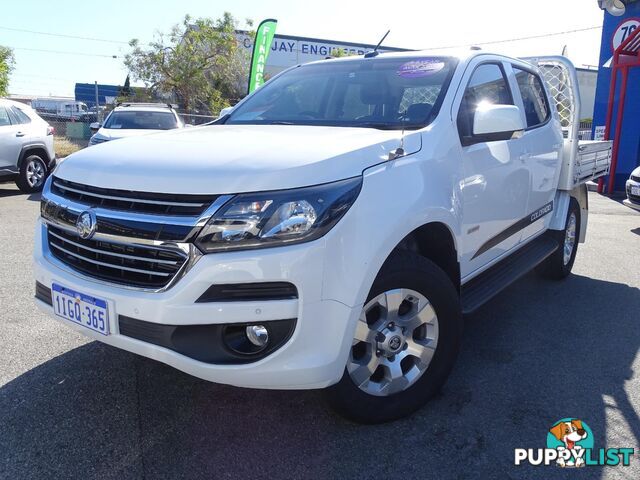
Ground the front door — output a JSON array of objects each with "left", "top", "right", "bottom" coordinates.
[{"left": 456, "top": 61, "right": 530, "bottom": 278}]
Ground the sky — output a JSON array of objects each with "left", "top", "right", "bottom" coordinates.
[{"left": 2, "top": 0, "right": 605, "bottom": 97}]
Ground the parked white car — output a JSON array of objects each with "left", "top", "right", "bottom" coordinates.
[
  {"left": 0, "top": 98, "right": 56, "bottom": 193},
  {"left": 34, "top": 52, "right": 611, "bottom": 423},
  {"left": 88, "top": 103, "right": 184, "bottom": 146},
  {"left": 624, "top": 166, "right": 640, "bottom": 212}
]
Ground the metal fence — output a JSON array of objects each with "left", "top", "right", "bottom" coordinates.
[{"left": 180, "top": 112, "right": 217, "bottom": 125}]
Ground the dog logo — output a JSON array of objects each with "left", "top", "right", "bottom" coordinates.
[
  {"left": 547, "top": 419, "right": 592, "bottom": 467},
  {"left": 76, "top": 210, "right": 97, "bottom": 240}
]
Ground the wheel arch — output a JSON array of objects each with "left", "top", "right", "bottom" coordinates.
[
  {"left": 390, "top": 221, "right": 461, "bottom": 291},
  {"left": 548, "top": 185, "right": 588, "bottom": 243},
  {"left": 18, "top": 143, "right": 50, "bottom": 169}
]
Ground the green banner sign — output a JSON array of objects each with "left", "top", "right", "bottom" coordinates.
[{"left": 248, "top": 18, "right": 278, "bottom": 93}]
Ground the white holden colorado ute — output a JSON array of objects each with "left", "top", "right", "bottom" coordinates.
[{"left": 34, "top": 51, "right": 611, "bottom": 423}]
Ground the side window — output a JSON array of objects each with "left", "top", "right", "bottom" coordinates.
[
  {"left": 513, "top": 67, "right": 549, "bottom": 128},
  {"left": 0, "top": 107, "right": 11, "bottom": 127},
  {"left": 457, "top": 63, "right": 513, "bottom": 144},
  {"left": 11, "top": 106, "right": 32, "bottom": 124}
]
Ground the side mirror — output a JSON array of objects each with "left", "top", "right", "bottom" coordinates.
[
  {"left": 473, "top": 104, "right": 524, "bottom": 137},
  {"left": 90, "top": 122, "right": 101, "bottom": 133},
  {"left": 218, "top": 106, "right": 234, "bottom": 119}
]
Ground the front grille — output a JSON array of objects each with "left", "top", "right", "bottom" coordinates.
[
  {"left": 47, "top": 226, "right": 188, "bottom": 289},
  {"left": 51, "top": 177, "right": 218, "bottom": 216}
]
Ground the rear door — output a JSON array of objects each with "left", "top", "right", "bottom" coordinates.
[
  {"left": 507, "top": 63, "right": 562, "bottom": 241},
  {"left": 455, "top": 60, "right": 530, "bottom": 277}
]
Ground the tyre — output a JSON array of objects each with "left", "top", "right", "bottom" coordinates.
[
  {"left": 15, "top": 155, "right": 47, "bottom": 193},
  {"left": 537, "top": 198, "right": 580, "bottom": 280},
  {"left": 324, "top": 251, "right": 463, "bottom": 424}
]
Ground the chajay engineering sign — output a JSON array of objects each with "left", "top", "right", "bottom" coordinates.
[{"left": 237, "top": 30, "right": 406, "bottom": 78}]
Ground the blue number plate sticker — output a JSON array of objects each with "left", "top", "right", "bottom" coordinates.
[{"left": 51, "top": 283, "right": 110, "bottom": 335}]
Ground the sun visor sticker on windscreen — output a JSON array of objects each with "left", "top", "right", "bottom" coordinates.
[{"left": 396, "top": 59, "right": 445, "bottom": 78}]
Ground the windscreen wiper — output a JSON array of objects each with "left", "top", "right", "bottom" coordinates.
[{"left": 350, "top": 122, "right": 399, "bottom": 130}]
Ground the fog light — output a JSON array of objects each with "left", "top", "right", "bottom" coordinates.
[{"left": 246, "top": 325, "right": 269, "bottom": 347}]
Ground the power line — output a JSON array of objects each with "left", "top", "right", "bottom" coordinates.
[
  {"left": 10, "top": 46, "right": 119, "bottom": 58},
  {"left": 4, "top": 24, "right": 602, "bottom": 63},
  {"left": 422, "top": 25, "right": 602, "bottom": 50},
  {"left": 0, "top": 25, "right": 131, "bottom": 45}
]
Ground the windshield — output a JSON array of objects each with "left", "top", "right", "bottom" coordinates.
[
  {"left": 227, "top": 56, "right": 457, "bottom": 129},
  {"left": 103, "top": 111, "right": 178, "bottom": 130}
]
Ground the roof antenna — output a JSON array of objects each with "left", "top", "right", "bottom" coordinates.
[{"left": 365, "top": 30, "right": 390, "bottom": 58}]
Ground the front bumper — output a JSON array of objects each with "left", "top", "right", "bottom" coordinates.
[{"left": 33, "top": 220, "right": 358, "bottom": 389}]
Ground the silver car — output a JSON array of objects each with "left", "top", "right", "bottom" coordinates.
[{"left": 0, "top": 98, "right": 56, "bottom": 193}]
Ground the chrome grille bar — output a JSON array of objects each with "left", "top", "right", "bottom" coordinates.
[
  {"left": 48, "top": 230, "right": 181, "bottom": 265},
  {"left": 49, "top": 242, "right": 173, "bottom": 277},
  {"left": 53, "top": 181, "right": 208, "bottom": 208}
]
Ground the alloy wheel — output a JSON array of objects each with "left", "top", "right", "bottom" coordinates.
[
  {"left": 563, "top": 212, "right": 577, "bottom": 265},
  {"left": 26, "top": 159, "right": 45, "bottom": 188},
  {"left": 348, "top": 288, "right": 439, "bottom": 397}
]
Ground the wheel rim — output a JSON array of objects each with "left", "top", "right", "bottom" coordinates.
[
  {"left": 563, "top": 212, "right": 577, "bottom": 265},
  {"left": 348, "top": 288, "right": 439, "bottom": 397},
  {"left": 26, "top": 159, "right": 45, "bottom": 188}
]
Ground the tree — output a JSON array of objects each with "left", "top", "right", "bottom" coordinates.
[
  {"left": 119, "top": 74, "right": 131, "bottom": 98},
  {"left": 125, "top": 13, "right": 251, "bottom": 114},
  {"left": 0, "top": 46, "right": 15, "bottom": 97},
  {"left": 330, "top": 48, "right": 355, "bottom": 58}
]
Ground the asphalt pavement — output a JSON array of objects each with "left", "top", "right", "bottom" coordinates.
[{"left": 1, "top": 181, "right": 639, "bottom": 479}]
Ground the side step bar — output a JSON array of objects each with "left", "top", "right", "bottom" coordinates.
[{"left": 461, "top": 234, "right": 559, "bottom": 314}]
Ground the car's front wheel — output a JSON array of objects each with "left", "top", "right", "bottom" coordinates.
[
  {"left": 325, "top": 251, "right": 462, "bottom": 424},
  {"left": 15, "top": 155, "right": 47, "bottom": 193}
]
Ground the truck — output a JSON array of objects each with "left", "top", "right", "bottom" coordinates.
[
  {"left": 33, "top": 51, "right": 611, "bottom": 423},
  {"left": 30, "top": 98, "right": 89, "bottom": 121}
]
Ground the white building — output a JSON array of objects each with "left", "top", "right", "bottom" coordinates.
[{"left": 236, "top": 31, "right": 405, "bottom": 78}]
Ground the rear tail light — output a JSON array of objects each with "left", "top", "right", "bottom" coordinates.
[{"left": 46, "top": 125, "right": 55, "bottom": 136}]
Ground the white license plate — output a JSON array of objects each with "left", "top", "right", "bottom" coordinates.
[
  {"left": 52, "top": 283, "right": 110, "bottom": 335},
  {"left": 632, "top": 185, "right": 640, "bottom": 196}
]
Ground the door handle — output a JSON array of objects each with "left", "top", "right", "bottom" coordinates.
[{"left": 15, "top": 132, "right": 25, "bottom": 137}]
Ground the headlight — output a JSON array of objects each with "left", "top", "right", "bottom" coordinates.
[{"left": 195, "top": 177, "right": 362, "bottom": 253}]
